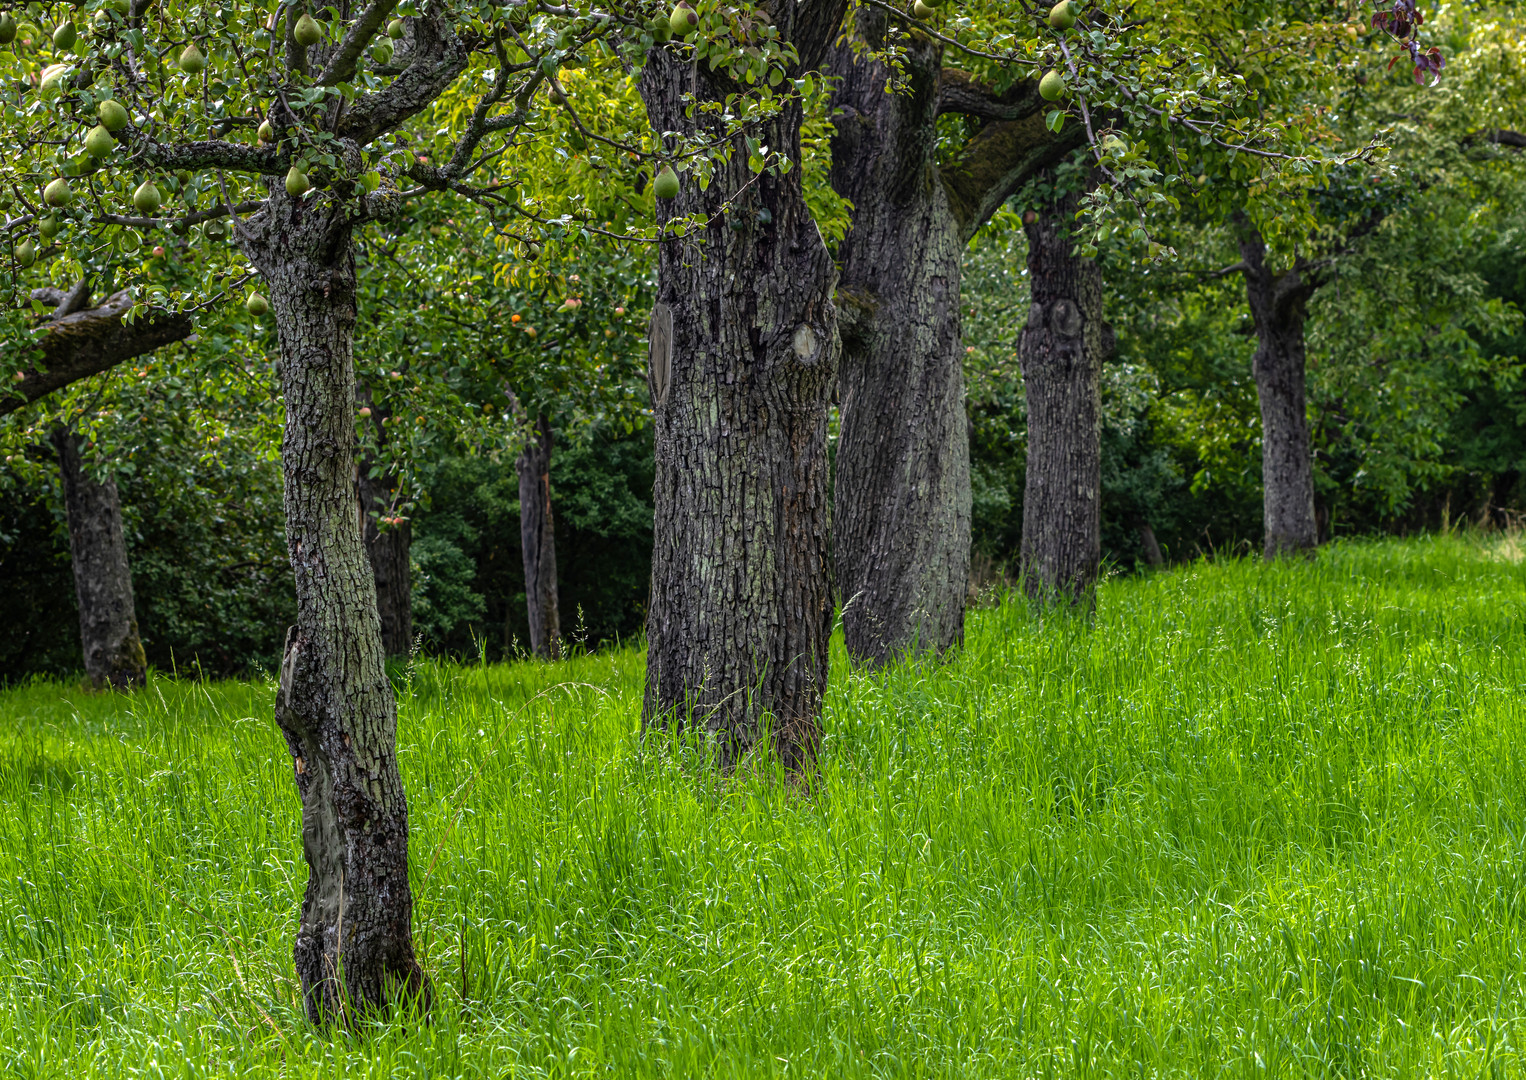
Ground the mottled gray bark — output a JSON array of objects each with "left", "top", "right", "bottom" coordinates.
[
  {"left": 515, "top": 413, "right": 560, "bottom": 660},
  {"left": 827, "top": 23, "right": 1077, "bottom": 665},
  {"left": 1238, "top": 225, "right": 1318, "bottom": 559},
  {"left": 640, "top": 7, "right": 847, "bottom": 770},
  {"left": 51, "top": 427, "right": 146, "bottom": 689},
  {"left": 359, "top": 461, "right": 413, "bottom": 658},
  {"left": 1018, "top": 187, "right": 1105, "bottom": 605},
  {"left": 240, "top": 188, "right": 426, "bottom": 1024}
]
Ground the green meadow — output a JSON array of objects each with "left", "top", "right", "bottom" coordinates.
[{"left": 2, "top": 533, "right": 1525, "bottom": 1078}]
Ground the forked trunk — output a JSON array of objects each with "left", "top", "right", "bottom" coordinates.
[
  {"left": 359, "top": 456, "right": 413, "bottom": 658},
  {"left": 640, "top": 37, "right": 842, "bottom": 771},
  {"left": 828, "top": 20, "right": 970, "bottom": 665},
  {"left": 515, "top": 413, "right": 560, "bottom": 660},
  {"left": 1238, "top": 226, "right": 1318, "bottom": 559},
  {"left": 51, "top": 427, "right": 146, "bottom": 689},
  {"left": 1018, "top": 188, "right": 1104, "bottom": 605},
  {"left": 240, "top": 190, "right": 426, "bottom": 1024}
]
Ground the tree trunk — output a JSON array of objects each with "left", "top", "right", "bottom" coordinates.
[
  {"left": 1135, "top": 519, "right": 1164, "bottom": 568},
  {"left": 359, "top": 461, "right": 413, "bottom": 658},
  {"left": 1018, "top": 188, "right": 1105, "bottom": 605},
  {"left": 828, "top": 19, "right": 970, "bottom": 666},
  {"left": 240, "top": 190, "right": 426, "bottom": 1024},
  {"left": 51, "top": 427, "right": 146, "bottom": 689},
  {"left": 1238, "top": 225, "right": 1318, "bottom": 559},
  {"left": 515, "top": 413, "right": 560, "bottom": 660},
  {"left": 640, "top": 27, "right": 844, "bottom": 771}
]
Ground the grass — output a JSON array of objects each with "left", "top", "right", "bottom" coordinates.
[{"left": 2, "top": 533, "right": 1525, "bottom": 1078}]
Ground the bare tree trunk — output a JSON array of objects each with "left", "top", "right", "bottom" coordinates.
[
  {"left": 640, "top": 16, "right": 845, "bottom": 770},
  {"left": 240, "top": 189, "right": 426, "bottom": 1024},
  {"left": 1135, "top": 519, "right": 1164, "bottom": 567},
  {"left": 828, "top": 18, "right": 969, "bottom": 665},
  {"left": 1018, "top": 186, "right": 1105, "bottom": 605},
  {"left": 51, "top": 427, "right": 146, "bottom": 689},
  {"left": 359, "top": 461, "right": 412, "bottom": 658},
  {"left": 515, "top": 413, "right": 560, "bottom": 660},
  {"left": 1238, "top": 225, "right": 1318, "bottom": 559}
]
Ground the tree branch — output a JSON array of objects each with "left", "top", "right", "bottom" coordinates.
[
  {"left": 339, "top": 15, "right": 472, "bottom": 145},
  {"left": 318, "top": 0, "right": 401, "bottom": 86},
  {"left": 937, "top": 68, "right": 1040, "bottom": 120}
]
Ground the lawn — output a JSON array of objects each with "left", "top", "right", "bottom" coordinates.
[{"left": 2, "top": 534, "right": 1525, "bottom": 1078}]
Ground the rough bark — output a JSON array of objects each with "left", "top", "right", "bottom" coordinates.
[
  {"left": 515, "top": 413, "right": 560, "bottom": 660},
  {"left": 359, "top": 460, "right": 413, "bottom": 658},
  {"left": 2, "top": 291, "right": 194, "bottom": 417},
  {"left": 640, "top": 8, "right": 847, "bottom": 771},
  {"left": 1238, "top": 225, "right": 1318, "bottom": 559},
  {"left": 1018, "top": 187, "right": 1105, "bottom": 605},
  {"left": 51, "top": 427, "right": 147, "bottom": 689},
  {"left": 239, "top": 188, "right": 426, "bottom": 1024},
  {"left": 826, "top": 24, "right": 1077, "bottom": 665}
]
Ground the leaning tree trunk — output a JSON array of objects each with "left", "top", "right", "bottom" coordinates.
[
  {"left": 240, "top": 189, "right": 426, "bottom": 1024},
  {"left": 1018, "top": 188, "right": 1105, "bottom": 605},
  {"left": 515, "top": 413, "right": 560, "bottom": 660},
  {"left": 51, "top": 427, "right": 146, "bottom": 689},
  {"left": 828, "top": 19, "right": 970, "bottom": 666},
  {"left": 1238, "top": 226, "right": 1318, "bottom": 559},
  {"left": 640, "top": 29, "right": 843, "bottom": 771}
]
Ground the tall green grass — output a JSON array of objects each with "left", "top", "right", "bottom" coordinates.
[{"left": 2, "top": 533, "right": 1525, "bottom": 1078}]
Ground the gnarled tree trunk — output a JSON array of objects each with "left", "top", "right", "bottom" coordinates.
[
  {"left": 1238, "top": 225, "right": 1318, "bottom": 559},
  {"left": 827, "top": 24, "right": 1077, "bottom": 664},
  {"left": 359, "top": 461, "right": 412, "bottom": 658},
  {"left": 1019, "top": 186, "right": 1105, "bottom": 605},
  {"left": 515, "top": 413, "right": 560, "bottom": 660},
  {"left": 51, "top": 427, "right": 146, "bottom": 689},
  {"left": 640, "top": 12, "right": 845, "bottom": 770},
  {"left": 240, "top": 190, "right": 426, "bottom": 1024}
]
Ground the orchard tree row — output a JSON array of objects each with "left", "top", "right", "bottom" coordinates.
[{"left": 1, "top": 0, "right": 1521, "bottom": 1029}]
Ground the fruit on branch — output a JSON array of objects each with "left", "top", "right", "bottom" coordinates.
[
  {"left": 51, "top": 20, "right": 76, "bottom": 49},
  {"left": 285, "top": 165, "right": 310, "bottom": 196},
  {"left": 245, "top": 291, "right": 269, "bottom": 315},
  {"left": 38, "top": 215, "right": 58, "bottom": 238},
  {"left": 84, "top": 123, "right": 115, "bottom": 158},
  {"left": 179, "top": 41, "right": 205, "bottom": 74},
  {"left": 257, "top": 119, "right": 273, "bottom": 142},
  {"left": 40, "top": 64, "right": 69, "bottom": 95},
  {"left": 0, "top": 13, "right": 15, "bottom": 44},
  {"left": 293, "top": 13, "right": 322, "bottom": 46},
  {"left": 43, "top": 177, "right": 72, "bottom": 207},
  {"left": 669, "top": 2, "right": 697, "bottom": 37},
  {"left": 913, "top": 1, "right": 934, "bottom": 17},
  {"left": 1048, "top": 1, "right": 1078, "bottom": 30},
  {"left": 1039, "top": 69, "right": 1065, "bottom": 100},
  {"left": 133, "top": 179, "right": 162, "bottom": 212},
  {"left": 653, "top": 164, "right": 680, "bottom": 199},
  {"left": 387, "top": 17, "right": 404, "bottom": 38},
  {"left": 98, "top": 98, "right": 129, "bottom": 131},
  {"left": 15, "top": 238, "right": 35, "bottom": 266}
]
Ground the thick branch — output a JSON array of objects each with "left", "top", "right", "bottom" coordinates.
[
  {"left": 940, "top": 79, "right": 1083, "bottom": 244},
  {"left": 138, "top": 138, "right": 279, "bottom": 173},
  {"left": 937, "top": 68, "right": 1039, "bottom": 121},
  {"left": 339, "top": 16, "right": 472, "bottom": 144},
  {"left": 319, "top": 0, "right": 401, "bottom": 86},
  {"left": 2, "top": 293, "right": 193, "bottom": 417}
]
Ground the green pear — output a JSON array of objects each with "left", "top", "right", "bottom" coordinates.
[
  {"left": 245, "top": 291, "right": 269, "bottom": 316},
  {"left": 0, "top": 13, "right": 15, "bottom": 44},
  {"left": 913, "top": 0, "right": 934, "bottom": 15},
  {"left": 43, "top": 177, "right": 72, "bottom": 207},
  {"left": 98, "top": 99, "right": 129, "bottom": 132},
  {"left": 668, "top": 2, "right": 697, "bottom": 37},
  {"left": 179, "top": 41, "right": 205, "bottom": 74},
  {"left": 293, "top": 12, "right": 321, "bottom": 46},
  {"left": 132, "top": 179, "right": 162, "bottom": 212},
  {"left": 1048, "top": 0, "right": 1078, "bottom": 29},
  {"left": 16, "top": 238, "right": 35, "bottom": 267},
  {"left": 285, "top": 166, "right": 310, "bottom": 197},
  {"left": 38, "top": 216, "right": 59, "bottom": 239},
  {"left": 84, "top": 123, "right": 115, "bottom": 158},
  {"left": 386, "top": 17, "right": 403, "bottom": 38},
  {"left": 51, "top": 20, "right": 76, "bottom": 49},
  {"left": 257, "top": 119, "right": 273, "bottom": 142},
  {"left": 1039, "top": 69, "right": 1065, "bottom": 101},
  {"left": 39, "top": 63, "right": 70, "bottom": 95},
  {"left": 653, "top": 165, "right": 680, "bottom": 199}
]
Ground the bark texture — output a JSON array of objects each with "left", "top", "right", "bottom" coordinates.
[
  {"left": 51, "top": 427, "right": 147, "bottom": 689},
  {"left": 239, "top": 188, "right": 425, "bottom": 1024},
  {"left": 640, "top": 9, "right": 847, "bottom": 770},
  {"left": 1019, "top": 189, "right": 1105, "bottom": 605},
  {"left": 1238, "top": 226, "right": 1318, "bottom": 559},
  {"left": 827, "top": 25, "right": 1077, "bottom": 665},
  {"left": 515, "top": 413, "right": 560, "bottom": 660},
  {"left": 359, "top": 461, "right": 413, "bottom": 658},
  {"left": 3, "top": 290, "right": 194, "bottom": 417}
]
